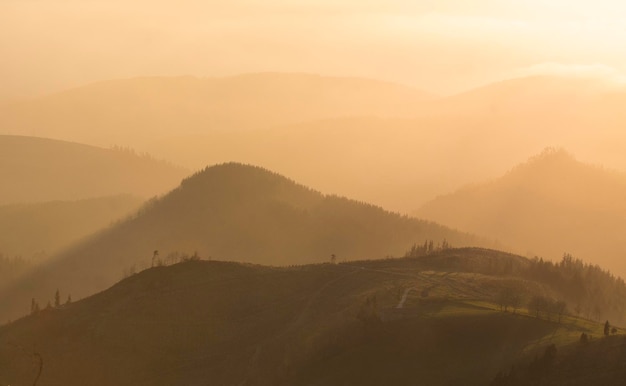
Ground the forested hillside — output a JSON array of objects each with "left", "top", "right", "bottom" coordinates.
[
  {"left": 417, "top": 148, "right": 626, "bottom": 278},
  {"left": 0, "top": 163, "right": 482, "bottom": 322},
  {"left": 0, "top": 135, "right": 186, "bottom": 204}
]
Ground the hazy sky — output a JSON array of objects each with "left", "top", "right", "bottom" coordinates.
[{"left": 2, "top": 0, "right": 626, "bottom": 99}]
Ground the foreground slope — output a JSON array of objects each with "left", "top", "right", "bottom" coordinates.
[
  {"left": 1, "top": 249, "right": 622, "bottom": 386},
  {"left": 0, "top": 163, "right": 480, "bottom": 321},
  {"left": 492, "top": 334, "right": 626, "bottom": 386},
  {"left": 416, "top": 148, "right": 626, "bottom": 278},
  {"left": 0, "top": 135, "right": 187, "bottom": 204}
]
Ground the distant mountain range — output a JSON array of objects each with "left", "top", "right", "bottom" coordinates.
[
  {"left": 424, "top": 75, "right": 617, "bottom": 117},
  {"left": 5, "top": 73, "right": 626, "bottom": 211},
  {"left": 416, "top": 148, "right": 626, "bottom": 278},
  {"left": 0, "top": 135, "right": 187, "bottom": 204},
  {"left": 0, "top": 73, "right": 434, "bottom": 144}
]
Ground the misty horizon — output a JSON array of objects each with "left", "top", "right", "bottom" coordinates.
[
  {"left": 2, "top": 1, "right": 626, "bottom": 385},
  {"left": 3, "top": 0, "right": 626, "bottom": 100}
]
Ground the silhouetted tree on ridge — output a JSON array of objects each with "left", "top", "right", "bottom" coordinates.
[{"left": 54, "top": 289, "right": 60, "bottom": 308}]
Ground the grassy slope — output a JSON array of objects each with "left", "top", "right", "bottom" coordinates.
[{"left": 0, "top": 249, "right": 612, "bottom": 386}]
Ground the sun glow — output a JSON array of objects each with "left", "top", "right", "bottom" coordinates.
[{"left": 1, "top": 0, "right": 626, "bottom": 97}]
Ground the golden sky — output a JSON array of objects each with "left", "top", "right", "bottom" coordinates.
[{"left": 2, "top": 0, "right": 626, "bottom": 99}]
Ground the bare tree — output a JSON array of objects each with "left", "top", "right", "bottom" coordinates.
[
  {"left": 496, "top": 288, "right": 522, "bottom": 313},
  {"left": 528, "top": 295, "right": 547, "bottom": 318}
]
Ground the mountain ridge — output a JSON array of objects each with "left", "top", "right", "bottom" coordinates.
[
  {"left": 0, "top": 162, "right": 483, "bottom": 322},
  {"left": 0, "top": 72, "right": 434, "bottom": 146},
  {"left": 416, "top": 148, "right": 626, "bottom": 277},
  {"left": 0, "top": 135, "right": 187, "bottom": 204}
]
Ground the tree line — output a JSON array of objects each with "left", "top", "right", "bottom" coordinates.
[
  {"left": 405, "top": 247, "right": 626, "bottom": 323},
  {"left": 30, "top": 289, "right": 71, "bottom": 315},
  {"left": 0, "top": 253, "right": 30, "bottom": 283},
  {"left": 404, "top": 239, "right": 452, "bottom": 257}
]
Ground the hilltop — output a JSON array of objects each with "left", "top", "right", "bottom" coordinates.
[
  {"left": 416, "top": 148, "right": 626, "bottom": 277},
  {"left": 0, "top": 135, "right": 187, "bottom": 204},
  {"left": 0, "top": 163, "right": 481, "bottom": 321},
  {"left": 1, "top": 248, "right": 623, "bottom": 386}
]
